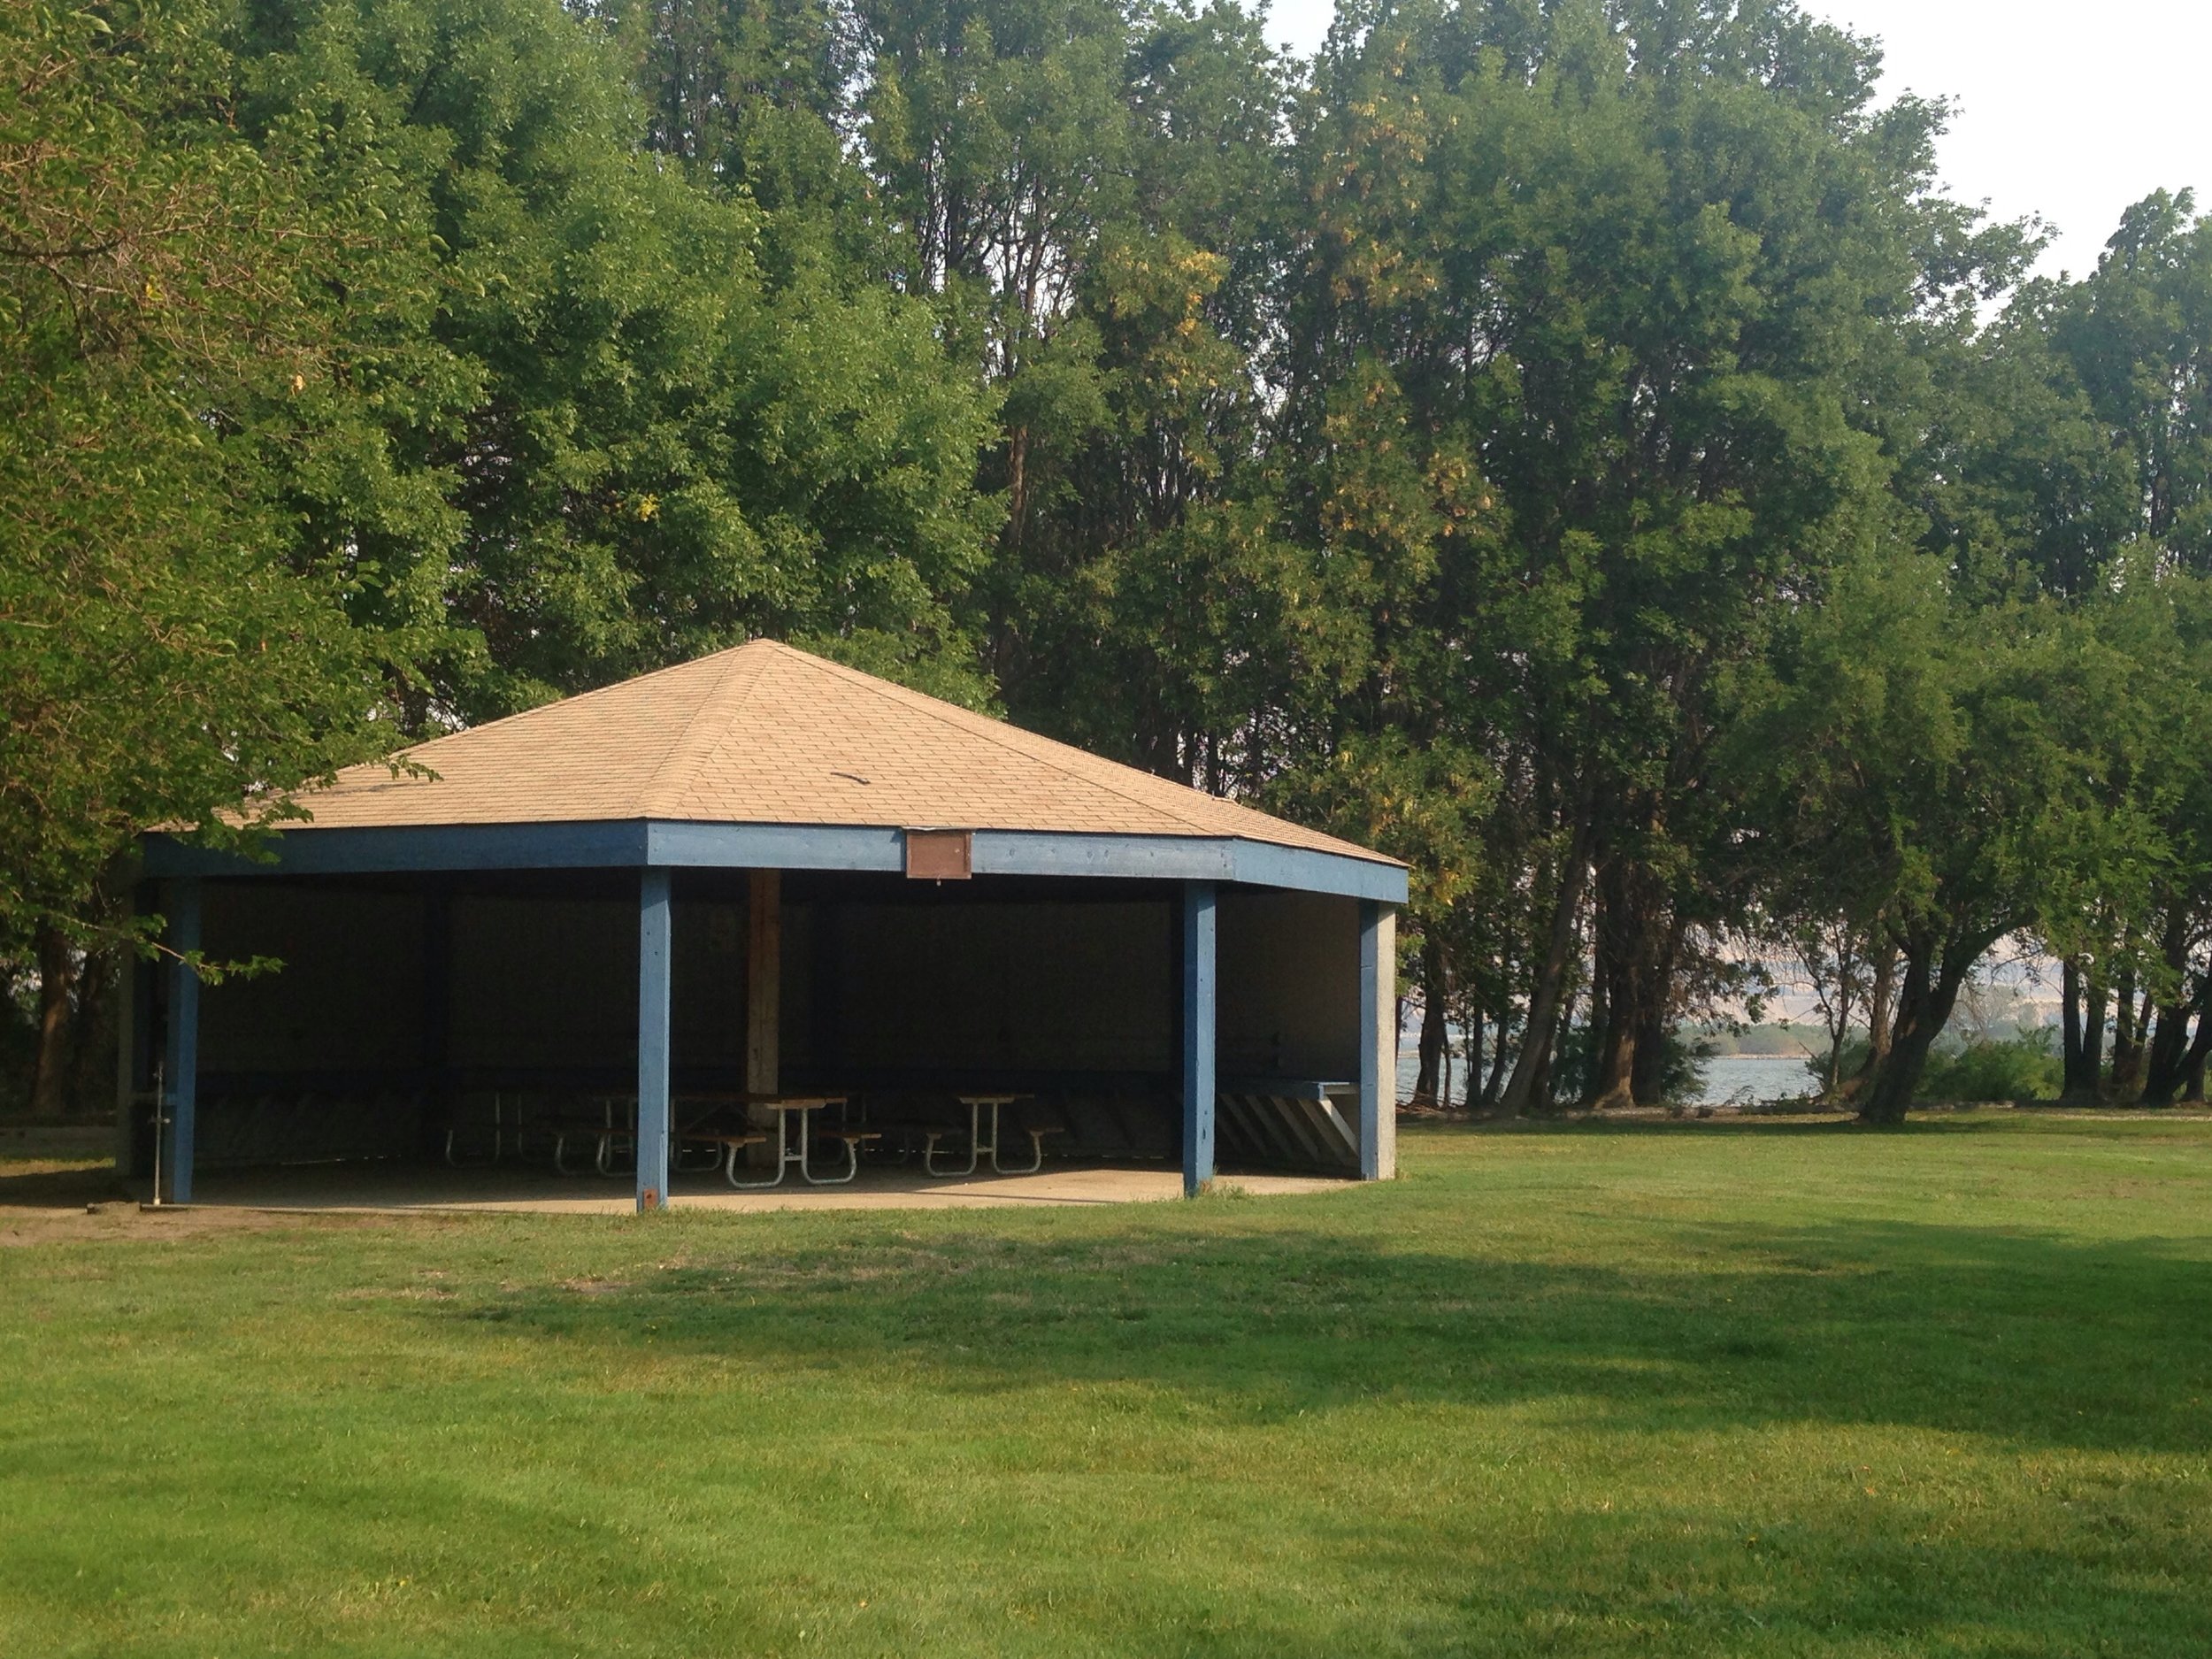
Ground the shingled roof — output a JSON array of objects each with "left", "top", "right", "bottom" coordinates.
[{"left": 288, "top": 640, "right": 1398, "bottom": 867}]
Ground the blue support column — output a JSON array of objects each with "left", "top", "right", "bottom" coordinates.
[
  {"left": 161, "top": 879, "right": 202, "bottom": 1205},
  {"left": 1181, "top": 880, "right": 1217, "bottom": 1196},
  {"left": 1357, "top": 900, "right": 1397, "bottom": 1180},
  {"left": 636, "top": 868, "right": 672, "bottom": 1211}
]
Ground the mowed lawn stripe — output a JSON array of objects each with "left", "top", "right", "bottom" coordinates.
[{"left": 2, "top": 1112, "right": 2208, "bottom": 1656}]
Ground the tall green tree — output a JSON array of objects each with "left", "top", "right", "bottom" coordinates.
[
  {"left": 242, "top": 0, "right": 1002, "bottom": 718},
  {"left": 1264, "top": 0, "right": 2027, "bottom": 1108},
  {"left": 1727, "top": 553, "right": 2130, "bottom": 1119},
  {"left": 0, "top": 0, "right": 419, "bottom": 1109}
]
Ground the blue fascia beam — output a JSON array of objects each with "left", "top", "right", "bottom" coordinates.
[
  {"left": 142, "top": 821, "right": 653, "bottom": 878},
  {"left": 1221, "top": 840, "right": 1409, "bottom": 903},
  {"left": 645, "top": 821, "right": 902, "bottom": 872},
  {"left": 141, "top": 821, "right": 1409, "bottom": 902},
  {"left": 974, "top": 831, "right": 1233, "bottom": 884}
]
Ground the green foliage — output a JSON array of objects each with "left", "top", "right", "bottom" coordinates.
[
  {"left": 1917, "top": 1031, "right": 2064, "bottom": 1104},
  {"left": 4, "top": 0, "right": 1007, "bottom": 963},
  {"left": 1554, "top": 1020, "right": 1713, "bottom": 1108},
  {"left": 241, "top": 0, "right": 1002, "bottom": 718},
  {"left": 0, "top": 0, "right": 410, "bottom": 956},
  {"left": 1809, "top": 1032, "right": 2064, "bottom": 1103}
]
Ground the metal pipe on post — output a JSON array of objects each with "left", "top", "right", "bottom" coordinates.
[
  {"left": 1181, "top": 881, "right": 1217, "bottom": 1196},
  {"left": 636, "top": 868, "right": 672, "bottom": 1212}
]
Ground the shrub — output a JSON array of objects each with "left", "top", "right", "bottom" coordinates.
[
  {"left": 1916, "top": 1030, "right": 2062, "bottom": 1102},
  {"left": 1802, "top": 1030, "right": 2062, "bottom": 1103},
  {"left": 1550, "top": 1025, "right": 1712, "bottom": 1109}
]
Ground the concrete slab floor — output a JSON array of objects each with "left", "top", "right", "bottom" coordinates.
[{"left": 167, "top": 1162, "right": 1354, "bottom": 1216}]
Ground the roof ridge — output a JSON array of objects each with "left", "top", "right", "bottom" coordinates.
[
  {"left": 783, "top": 647, "right": 1237, "bottom": 840},
  {"left": 399, "top": 639, "right": 757, "bottom": 763},
  {"left": 277, "top": 638, "right": 1401, "bottom": 867},
  {"left": 638, "top": 645, "right": 768, "bottom": 817}
]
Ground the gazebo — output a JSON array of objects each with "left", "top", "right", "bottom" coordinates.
[{"left": 127, "top": 641, "right": 1408, "bottom": 1210}]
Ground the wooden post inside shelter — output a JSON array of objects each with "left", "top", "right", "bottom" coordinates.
[{"left": 747, "top": 869, "right": 781, "bottom": 1095}]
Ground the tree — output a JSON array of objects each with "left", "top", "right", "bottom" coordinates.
[
  {"left": 1257, "top": 0, "right": 2028, "bottom": 1109},
  {"left": 0, "top": 0, "right": 418, "bottom": 1112},
  {"left": 242, "top": 0, "right": 1003, "bottom": 720},
  {"left": 2046, "top": 194, "right": 2212, "bottom": 1102},
  {"left": 1729, "top": 549, "right": 2134, "bottom": 1120}
]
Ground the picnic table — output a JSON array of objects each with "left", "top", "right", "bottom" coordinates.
[
  {"left": 918, "top": 1094, "right": 1061, "bottom": 1178},
  {"left": 673, "top": 1092, "right": 879, "bottom": 1188},
  {"left": 541, "top": 1094, "right": 638, "bottom": 1178}
]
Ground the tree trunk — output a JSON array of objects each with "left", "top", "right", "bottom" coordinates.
[
  {"left": 2147, "top": 978, "right": 2212, "bottom": 1108},
  {"left": 2109, "top": 960, "right": 2142, "bottom": 1095},
  {"left": 1532, "top": 977, "right": 1575, "bottom": 1113},
  {"left": 2062, "top": 958, "right": 2088, "bottom": 1094},
  {"left": 1585, "top": 807, "right": 1678, "bottom": 1112},
  {"left": 2071, "top": 973, "right": 2109, "bottom": 1103},
  {"left": 1463, "top": 1003, "right": 1483, "bottom": 1112},
  {"left": 1412, "top": 938, "right": 1448, "bottom": 1107},
  {"left": 1586, "top": 856, "right": 1633, "bottom": 1110},
  {"left": 1860, "top": 938, "right": 1975, "bottom": 1124},
  {"left": 29, "top": 926, "right": 78, "bottom": 1120},
  {"left": 1629, "top": 917, "right": 1685, "bottom": 1107},
  {"left": 2140, "top": 956, "right": 2199, "bottom": 1106},
  {"left": 1481, "top": 1007, "right": 1510, "bottom": 1111},
  {"left": 67, "top": 945, "right": 119, "bottom": 1118},
  {"left": 1846, "top": 943, "right": 1895, "bottom": 1098},
  {"left": 1825, "top": 993, "right": 1852, "bottom": 1095},
  {"left": 1499, "top": 812, "right": 1594, "bottom": 1118}
]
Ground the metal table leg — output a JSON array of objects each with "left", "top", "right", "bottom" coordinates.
[
  {"left": 991, "top": 1113, "right": 1047, "bottom": 1175},
  {"left": 554, "top": 1129, "right": 586, "bottom": 1177},
  {"left": 595, "top": 1094, "right": 635, "bottom": 1178},
  {"left": 925, "top": 1100, "right": 982, "bottom": 1178},
  {"left": 726, "top": 1109, "right": 793, "bottom": 1189},
  {"left": 802, "top": 1122, "right": 862, "bottom": 1186}
]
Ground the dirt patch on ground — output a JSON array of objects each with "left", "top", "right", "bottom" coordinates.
[
  {"left": 0, "top": 1160, "right": 404, "bottom": 1248},
  {"left": 0, "top": 1202, "right": 402, "bottom": 1248}
]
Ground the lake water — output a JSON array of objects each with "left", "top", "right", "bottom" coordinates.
[
  {"left": 1694, "top": 1054, "right": 1818, "bottom": 1106},
  {"left": 1394, "top": 1041, "right": 1816, "bottom": 1107}
]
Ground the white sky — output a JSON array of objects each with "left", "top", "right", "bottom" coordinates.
[{"left": 1260, "top": 0, "right": 2212, "bottom": 282}]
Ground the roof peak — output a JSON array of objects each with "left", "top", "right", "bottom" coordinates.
[{"left": 291, "top": 638, "right": 1399, "bottom": 868}]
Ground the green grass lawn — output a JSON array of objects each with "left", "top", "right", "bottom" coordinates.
[{"left": 4, "top": 1113, "right": 2209, "bottom": 1657}]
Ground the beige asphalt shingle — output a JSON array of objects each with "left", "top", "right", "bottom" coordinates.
[{"left": 285, "top": 641, "right": 1399, "bottom": 866}]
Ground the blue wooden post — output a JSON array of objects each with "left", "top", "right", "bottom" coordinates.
[
  {"left": 636, "top": 868, "right": 672, "bottom": 1211},
  {"left": 161, "top": 878, "right": 202, "bottom": 1205},
  {"left": 1357, "top": 900, "right": 1397, "bottom": 1180},
  {"left": 1181, "top": 880, "right": 1217, "bottom": 1196}
]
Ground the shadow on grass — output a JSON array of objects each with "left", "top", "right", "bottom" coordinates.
[
  {"left": 0, "top": 1161, "right": 124, "bottom": 1208},
  {"left": 1402, "top": 1111, "right": 2212, "bottom": 1148},
  {"left": 437, "top": 1209, "right": 2212, "bottom": 1458}
]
